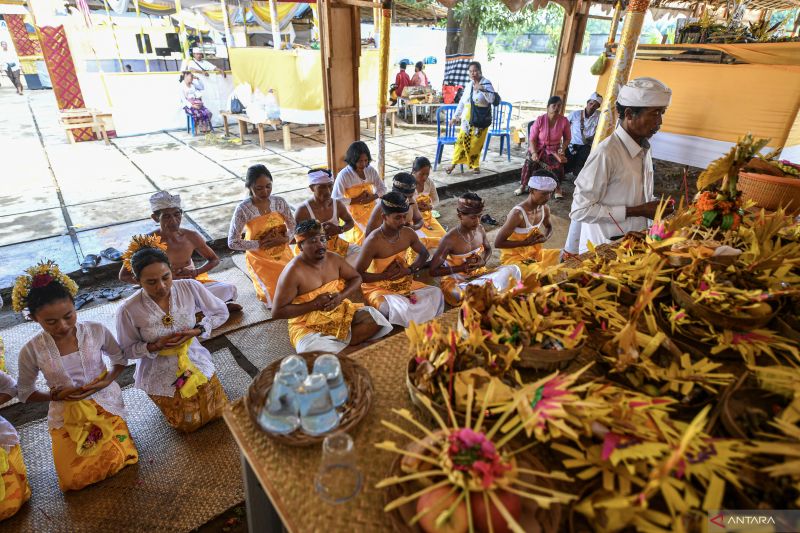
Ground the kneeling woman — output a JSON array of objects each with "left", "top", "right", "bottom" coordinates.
[
  {"left": 15, "top": 262, "right": 138, "bottom": 492},
  {"left": 0, "top": 371, "right": 31, "bottom": 519},
  {"left": 116, "top": 238, "right": 230, "bottom": 432}
]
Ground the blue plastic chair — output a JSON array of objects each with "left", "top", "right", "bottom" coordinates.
[
  {"left": 482, "top": 101, "right": 513, "bottom": 162},
  {"left": 434, "top": 105, "right": 463, "bottom": 172},
  {"left": 186, "top": 113, "right": 196, "bottom": 135}
]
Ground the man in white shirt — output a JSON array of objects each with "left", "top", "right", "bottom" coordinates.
[
  {"left": 565, "top": 92, "right": 602, "bottom": 177},
  {"left": 569, "top": 77, "right": 673, "bottom": 254},
  {"left": 0, "top": 41, "right": 23, "bottom": 95},
  {"left": 180, "top": 47, "right": 220, "bottom": 77}
]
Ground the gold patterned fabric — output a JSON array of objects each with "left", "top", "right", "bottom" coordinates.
[
  {"left": 362, "top": 251, "right": 428, "bottom": 308},
  {"left": 288, "top": 279, "right": 363, "bottom": 348},
  {"left": 0, "top": 445, "right": 30, "bottom": 520},
  {"left": 149, "top": 374, "right": 227, "bottom": 433}
]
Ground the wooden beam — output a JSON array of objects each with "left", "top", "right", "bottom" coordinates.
[
  {"left": 318, "top": 0, "right": 361, "bottom": 174},
  {"left": 550, "top": 0, "right": 590, "bottom": 103}
]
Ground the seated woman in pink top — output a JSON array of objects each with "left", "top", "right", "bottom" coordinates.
[
  {"left": 518, "top": 95, "right": 571, "bottom": 199},
  {"left": 411, "top": 61, "right": 429, "bottom": 87}
]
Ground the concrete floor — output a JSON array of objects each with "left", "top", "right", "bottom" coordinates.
[{"left": 0, "top": 87, "right": 532, "bottom": 289}]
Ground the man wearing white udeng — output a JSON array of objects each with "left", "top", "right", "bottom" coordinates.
[{"left": 569, "top": 77, "right": 674, "bottom": 254}]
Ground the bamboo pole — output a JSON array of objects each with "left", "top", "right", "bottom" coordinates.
[
  {"left": 220, "top": 0, "right": 233, "bottom": 51},
  {"left": 174, "top": 0, "right": 190, "bottom": 59},
  {"left": 376, "top": 1, "right": 392, "bottom": 179},
  {"left": 607, "top": 0, "right": 622, "bottom": 47},
  {"left": 269, "top": 0, "right": 281, "bottom": 49},
  {"left": 101, "top": 0, "right": 124, "bottom": 72},
  {"left": 592, "top": 0, "right": 650, "bottom": 147},
  {"left": 133, "top": 0, "right": 150, "bottom": 72}
]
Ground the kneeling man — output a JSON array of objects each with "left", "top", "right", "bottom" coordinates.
[
  {"left": 430, "top": 193, "right": 521, "bottom": 306},
  {"left": 272, "top": 219, "right": 393, "bottom": 353},
  {"left": 356, "top": 192, "right": 444, "bottom": 327}
]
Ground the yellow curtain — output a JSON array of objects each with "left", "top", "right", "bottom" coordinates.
[
  {"left": 250, "top": 2, "right": 307, "bottom": 30},
  {"left": 597, "top": 61, "right": 800, "bottom": 146}
]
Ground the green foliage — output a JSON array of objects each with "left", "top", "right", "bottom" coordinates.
[{"left": 453, "top": 0, "right": 546, "bottom": 33}]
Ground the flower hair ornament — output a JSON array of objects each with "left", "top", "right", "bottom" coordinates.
[
  {"left": 122, "top": 234, "right": 168, "bottom": 273},
  {"left": 12, "top": 260, "right": 79, "bottom": 313}
]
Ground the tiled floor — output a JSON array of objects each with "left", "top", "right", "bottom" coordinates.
[{"left": 0, "top": 88, "right": 525, "bottom": 288}]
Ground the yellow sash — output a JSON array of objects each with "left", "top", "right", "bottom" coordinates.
[
  {"left": 288, "top": 279, "right": 363, "bottom": 347},
  {"left": 367, "top": 251, "right": 413, "bottom": 294},
  {"left": 342, "top": 182, "right": 375, "bottom": 245},
  {"left": 62, "top": 375, "right": 117, "bottom": 457},
  {"left": 159, "top": 339, "right": 208, "bottom": 399},
  {"left": 243, "top": 211, "right": 294, "bottom": 303},
  {"left": 0, "top": 444, "right": 30, "bottom": 517},
  {"left": 499, "top": 227, "right": 544, "bottom": 266},
  {"left": 0, "top": 448, "right": 7, "bottom": 501}
]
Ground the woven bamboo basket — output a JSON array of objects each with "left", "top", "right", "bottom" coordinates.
[
  {"left": 737, "top": 171, "right": 800, "bottom": 214},
  {"left": 720, "top": 379, "right": 788, "bottom": 439},
  {"left": 384, "top": 448, "right": 563, "bottom": 532},
  {"left": 670, "top": 280, "right": 777, "bottom": 331},
  {"left": 653, "top": 304, "right": 740, "bottom": 360},
  {"left": 516, "top": 343, "right": 583, "bottom": 371},
  {"left": 245, "top": 352, "right": 374, "bottom": 446}
]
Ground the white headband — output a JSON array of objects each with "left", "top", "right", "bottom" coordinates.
[
  {"left": 308, "top": 169, "right": 333, "bottom": 185},
  {"left": 528, "top": 174, "right": 557, "bottom": 192},
  {"left": 618, "top": 77, "right": 672, "bottom": 108},
  {"left": 150, "top": 191, "right": 182, "bottom": 212}
]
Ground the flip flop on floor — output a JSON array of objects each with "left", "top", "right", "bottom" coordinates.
[
  {"left": 81, "top": 254, "right": 100, "bottom": 273},
  {"left": 99, "top": 247, "right": 123, "bottom": 262},
  {"left": 480, "top": 214, "right": 499, "bottom": 226},
  {"left": 74, "top": 293, "right": 94, "bottom": 310},
  {"left": 98, "top": 287, "right": 125, "bottom": 301}
]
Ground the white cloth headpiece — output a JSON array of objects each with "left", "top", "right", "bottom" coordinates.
[
  {"left": 589, "top": 92, "right": 602, "bottom": 104},
  {"left": 617, "top": 77, "right": 671, "bottom": 108},
  {"left": 528, "top": 174, "right": 557, "bottom": 192},
  {"left": 192, "top": 47, "right": 202, "bottom": 54},
  {"left": 308, "top": 169, "right": 333, "bottom": 185},
  {"left": 150, "top": 191, "right": 182, "bottom": 212}
]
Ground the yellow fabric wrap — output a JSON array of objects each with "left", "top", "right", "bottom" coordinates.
[
  {"left": 452, "top": 105, "right": 490, "bottom": 170},
  {"left": 361, "top": 251, "right": 427, "bottom": 308},
  {"left": 415, "top": 194, "right": 446, "bottom": 248},
  {"left": 288, "top": 279, "right": 363, "bottom": 348},
  {"left": 342, "top": 182, "right": 376, "bottom": 246},
  {"left": 63, "top": 400, "right": 116, "bottom": 457},
  {"left": 0, "top": 445, "right": 31, "bottom": 520},
  {"left": 149, "top": 374, "right": 227, "bottom": 433},
  {"left": 50, "top": 401, "right": 138, "bottom": 492},
  {"left": 159, "top": 339, "right": 207, "bottom": 399},
  {"left": 441, "top": 246, "right": 489, "bottom": 307},
  {"left": 243, "top": 211, "right": 294, "bottom": 303},
  {"left": 596, "top": 60, "right": 800, "bottom": 146}
]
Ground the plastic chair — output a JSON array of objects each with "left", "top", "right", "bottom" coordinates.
[
  {"left": 433, "top": 104, "right": 462, "bottom": 172},
  {"left": 186, "top": 113, "right": 196, "bottom": 135},
  {"left": 482, "top": 101, "right": 513, "bottom": 162}
]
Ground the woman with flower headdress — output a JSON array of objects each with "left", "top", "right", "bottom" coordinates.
[
  {"left": 228, "top": 164, "right": 295, "bottom": 308},
  {"left": 14, "top": 262, "right": 138, "bottom": 492},
  {"left": 0, "top": 296, "right": 31, "bottom": 519},
  {"left": 116, "top": 237, "right": 230, "bottom": 433}
]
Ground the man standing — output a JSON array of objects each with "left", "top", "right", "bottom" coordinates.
[
  {"left": 1, "top": 41, "right": 23, "bottom": 95},
  {"left": 272, "top": 220, "right": 392, "bottom": 354},
  {"left": 120, "top": 191, "right": 241, "bottom": 312},
  {"left": 569, "top": 77, "right": 673, "bottom": 254},
  {"left": 395, "top": 60, "right": 411, "bottom": 102},
  {"left": 356, "top": 193, "right": 444, "bottom": 327},
  {"left": 565, "top": 92, "right": 603, "bottom": 177}
]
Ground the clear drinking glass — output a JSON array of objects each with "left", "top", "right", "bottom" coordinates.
[
  {"left": 280, "top": 355, "right": 309, "bottom": 381},
  {"left": 314, "top": 432, "right": 363, "bottom": 504},
  {"left": 312, "top": 354, "right": 348, "bottom": 408},
  {"left": 258, "top": 371, "right": 301, "bottom": 435},
  {"left": 296, "top": 373, "right": 340, "bottom": 436}
]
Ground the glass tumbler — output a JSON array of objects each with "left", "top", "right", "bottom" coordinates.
[
  {"left": 258, "top": 371, "right": 301, "bottom": 435},
  {"left": 312, "top": 354, "right": 348, "bottom": 408},
  {"left": 314, "top": 432, "right": 363, "bottom": 504},
  {"left": 280, "top": 355, "right": 309, "bottom": 381},
  {"left": 296, "top": 373, "right": 339, "bottom": 436}
]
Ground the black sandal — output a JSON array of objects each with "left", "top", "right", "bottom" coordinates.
[
  {"left": 480, "top": 214, "right": 499, "bottom": 226},
  {"left": 74, "top": 293, "right": 94, "bottom": 310},
  {"left": 99, "top": 247, "right": 123, "bottom": 262},
  {"left": 80, "top": 254, "right": 100, "bottom": 273}
]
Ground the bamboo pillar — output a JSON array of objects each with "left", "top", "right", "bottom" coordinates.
[
  {"left": 133, "top": 0, "right": 150, "bottom": 71},
  {"left": 101, "top": 0, "right": 124, "bottom": 71},
  {"left": 608, "top": 1, "right": 622, "bottom": 47},
  {"left": 174, "top": 0, "right": 189, "bottom": 58},
  {"left": 269, "top": 0, "right": 281, "bottom": 49},
  {"left": 376, "top": 1, "right": 392, "bottom": 179},
  {"left": 592, "top": 0, "right": 650, "bottom": 147},
  {"left": 220, "top": 0, "right": 233, "bottom": 50}
]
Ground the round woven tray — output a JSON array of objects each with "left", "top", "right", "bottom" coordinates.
[
  {"left": 653, "top": 305, "right": 740, "bottom": 360},
  {"left": 384, "top": 448, "right": 562, "bottom": 532},
  {"left": 720, "top": 380, "right": 788, "bottom": 439},
  {"left": 245, "top": 352, "right": 374, "bottom": 446},
  {"left": 516, "top": 342, "right": 583, "bottom": 371},
  {"left": 670, "top": 280, "right": 776, "bottom": 331},
  {"left": 738, "top": 171, "right": 800, "bottom": 214}
]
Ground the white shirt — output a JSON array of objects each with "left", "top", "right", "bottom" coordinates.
[
  {"left": 115, "top": 279, "right": 229, "bottom": 397},
  {"left": 179, "top": 57, "right": 217, "bottom": 73},
  {"left": 331, "top": 165, "right": 387, "bottom": 206},
  {"left": 454, "top": 78, "right": 496, "bottom": 132},
  {"left": 227, "top": 195, "right": 296, "bottom": 251},
  {"left": 569, "top": 125, "right": 655, "bottom": 254},
  {"left": 413, "top": 177, "right": 439, "bottom": 207},
  {"left": 17, "top": 322, "right": 128, "bottom": 429},
  {"left": 181, "top": 78, "right": 205, "bottom": 107},
  {"left": 0, "top": 48, "right": 20, "bottom": 72},
  {"left": 568, "top": 109, "right": 600, "bottom": 146},
  {"left": 0, "top": 372, "right": 19, "bottom": 451}
]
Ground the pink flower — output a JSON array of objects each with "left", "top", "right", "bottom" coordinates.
[
  {"left": 648, "top": 222, "right": 673, "bottom": 242},
  {"left": 31, "top": 273, "right": 53, "bottom": 289}
]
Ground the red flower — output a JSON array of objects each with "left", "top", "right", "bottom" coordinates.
[{"left": 31, "top": 273, "right": 54, "bottom": 289}]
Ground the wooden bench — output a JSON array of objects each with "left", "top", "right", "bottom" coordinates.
[
  {"left": 59, "top": 108, "right": 111, "bottom": 145},
  {"left": 363, "top": 107, "right": 398, "bottom": 135},
  {"left": 220, "top": 112, "right": 292, "bottom": 151}
]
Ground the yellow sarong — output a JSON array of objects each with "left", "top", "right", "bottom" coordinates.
[
  {"left": 452, "top": 106, "right": 489, "bottom": 170},
  {"left": 158, "top": 339, "right": 208, "bottom": 399},
  {"left": 244, "top": 211, "right": 294, "bottom": 304},
  {"left": 341, "top": 182, "right": 376, "bottom": 245},
  {"left": 288, "top": 279, "right": 363, "bottom": 348},
  {"left": 415, "top": 194, "right": 446, "bottom": 249},
  {"left": 149, "top": 375, "right": 227, "bottom": 433},
  {"left": 50, "top": 400, "right": 138, "bottom": 492},
  {"left": 499, "top": 229, "right": 560, "bottom": 282},
  {"left": 361, "top": 251, "right": 428, "bottom": 308},
  {"left": 0, "top": 445, "right": 30, "bottom": 520},
  {"left": 440, "top": 246, "right": 490, "bottom": 307}
]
